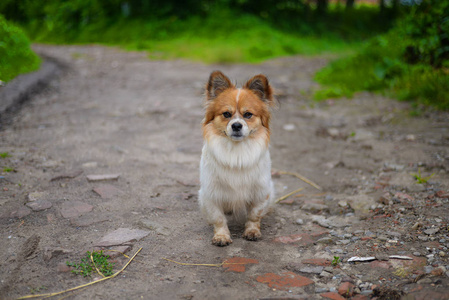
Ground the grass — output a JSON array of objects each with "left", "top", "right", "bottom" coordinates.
[
  {"left": 332, "top": 256, "right": 341, "bottom": 266},
  {"left": 0, "top": 152, "right": 11, "bottom": 158},
  {"left": 66, "top": 251, "right": 115, "bottom": 277},
  {"left": 313, "top": 8, "right": 449, "bottom": 111},
  {"left": 411, "top": 168, "right": 435, "bottom": 184},
  {"left": 24, "top": 10, "right": 360, "bottom": 64},
  {"left": 0, "top": 15, "right": 41, "bottom": 82}
]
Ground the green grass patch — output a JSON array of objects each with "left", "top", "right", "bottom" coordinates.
[
  {"left": 66, "top": 250, "right": 115, "bottom": 277},
  {"left": 24, "top": 10, "right": 358, "bottom": 64},
  {"left": 0, "top": 14, "right": 41, "bottom": 82}
]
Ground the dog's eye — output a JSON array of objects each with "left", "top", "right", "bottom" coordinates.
[
  {"left": 222, "top": 112, "right": 232, "bottom": 118},
  {"left": 243, "top": 112, "right": 253, "bottom": 119}
]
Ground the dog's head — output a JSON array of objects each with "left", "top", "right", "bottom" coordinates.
[{"left": 203, "top": 71, "right": 276, "bottom": 143}]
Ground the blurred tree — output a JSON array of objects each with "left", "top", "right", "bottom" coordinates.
[
  {"left": 346, "top": 0, "right": 355, "bottom": 10},
  {"left": 317, "top": 0, "right": 328, "bottom": 14}
]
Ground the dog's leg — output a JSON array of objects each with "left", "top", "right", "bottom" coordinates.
[
  {"left": 212, "top": 217, "right": 232, "bottom": 247},
  {"left": 243, "top": 201, "right": 267, "bottom": 241},
  {"left": 202, "top": 202, "right": 232, "bottom": 246}
]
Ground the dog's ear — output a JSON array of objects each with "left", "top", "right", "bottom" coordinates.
[
  {"left": 206, "top": 71, "right": 233, "bottom": 100},
  {"left": 244, "top": 74, "right": 275, "bottom": 106}
]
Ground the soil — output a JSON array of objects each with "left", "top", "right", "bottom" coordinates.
[{"left": 0, "top": 45, "right": 448, "bottom": 300}]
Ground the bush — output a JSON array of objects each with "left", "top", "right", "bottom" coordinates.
[
  {"left": 314, "top": 0, "right": 449, "bottom": 110},
  {"left": 0, "top": 14, "right": 40, "bottom": 82}
]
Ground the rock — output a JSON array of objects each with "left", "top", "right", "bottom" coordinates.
[
  {"left": 418, "top": 236, "right": 428, "bottom": 242},
  {"left": 338, "top": 239, "right": 351, "bottom": 245},
  {"left": 424, "top": 266, "right": 433, "bottom": 274},
  {"left": 60, "top": 201, "right": 93, "bottom": 219},
  {"left": 345, "top": 194, "right": 376, "bottom": 215},
  {"left": 10, "top": 206, "right": 32, "bottom": 218},
  {"left": 50, "top": 169, "right": 83, "bottom": 181},
  {"left": 137, "top": 219, "right": 170, "bottom": 236},
  {"left": 96, "top": 228, "right": 150, "bottom": 247},
  {"left": 301, "top": 201, "right": 329, "bottom": 213},
  {"left": 93, "top": 184, "right": 123, "bottom": 199},
  {"left": 319, "top": 271, "right": 333, "bottom": 278},
  {"left": 27, "top": 192, "right": 46, "bottom": 202},
  {"left": 424, "top": 228, "right": 440, "bottom": 235},
  {"left": 295, "top": 218, "right": 304, "bottom": 225},
  {"left": 338, "top": 200, "right": 348, "bottom": 207},
  {"left": 316, "top": 237, "right": 334, "bottom": 244},
  {"left": 283, "top": 124, "right": 296, "bottom": 131},
  {"left": 315, "top": 287, "right": 329, "bottom": 293},
  {"left": 26, "top": 200, "right": 52, "bottom": 211},
  {"left": 299, "top": 266, "right": 324, "bottom": 274},
  {"left": 86, "top": 174, "right": 120, "bottom": 182},
  {"left": 311, "top": 215, "right": 332, "bottom": 228}
]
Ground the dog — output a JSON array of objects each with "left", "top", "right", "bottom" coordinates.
[{"left": 198, "top": 70, "right": 276, "bottom": 246}]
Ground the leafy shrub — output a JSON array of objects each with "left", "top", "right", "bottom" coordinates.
[
  {"left": 0, "top": 14, "right": 40, "bottom": 82},
  {"left": 314, "top": 0, "right": 449, "bottom": 110}
]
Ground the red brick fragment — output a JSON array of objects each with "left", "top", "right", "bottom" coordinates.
[
  {"left": 302, "top": 258, "right": 332, "bottom": 266},
  {"left": 369, "top": 260, "right": 391, "bottom": 269},
  {"left": 222, "top": 257, "right": 258, "bottom": 273},
  {"left": 338, "top": 282, "right": 355, "bottom": 297},
  {"left": 321, "top": 292, "right": 346, "bottom": 300},
  {"left": 350, "top": 295, "right": 369, "bottom": 300},
  {"left": 256, "top": 271, "right": 314, "bottom": 290}
]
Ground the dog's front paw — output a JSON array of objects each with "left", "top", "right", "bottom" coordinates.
[
  {"left": 243, "top": 228, "right": 261, "bottom": 241},
  {"left": 212, "top": 234, "right": 233, "bottom": 247}
]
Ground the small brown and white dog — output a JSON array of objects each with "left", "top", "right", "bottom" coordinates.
[{"left": 199, "top": 71, "right": 276, "bottom": 246}]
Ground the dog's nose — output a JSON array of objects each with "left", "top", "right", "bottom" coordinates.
[{"left": 232, "top": 122, "right": 243, "bottom": 132}]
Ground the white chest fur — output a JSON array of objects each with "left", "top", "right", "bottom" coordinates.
[{"left": 199, "top": 135, "right": 274, "bottom": 214}]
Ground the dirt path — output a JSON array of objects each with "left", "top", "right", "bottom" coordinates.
[{"left": 1, "top": 45, "right": 448, "bottom": 300}]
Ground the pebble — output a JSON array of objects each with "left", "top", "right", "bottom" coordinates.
[
  {"left": 338, "top": 201, "right": 348, "bottom": 207},
  {"left": 360, "top": 290, "right": 374, "bottom": 296},
  {"left": 439, "top": 251, "right": 446, "bottom": 257},
  {"left": 418, "top": 236, "right": 428, "bottom": 241},
  {"left": 295, "top": 218, "right": 304, "bottom": 225},
  {"left": 283, "top": 124, "right": 296, "bottom": 131},
  {"left": 338, "top": 239, "right": 351, "bottom": 245},
  {"left": 424, "top": 266, "right": 434, "bottom": 274},
  {"left": 26, "top": 200, "right": 53, "bottom": 211},
  {"left": 413, "top": 252, "right": 421, "bottom": 257},
  {"left": 315, "top": 287, "right": 329, "bottom": 293},
  {"left": 316, "top": 237, "right": 334, "bottom": 244},
  {"left": 319, "top": 271, "right": 333, "bottom": 278},
  {"left": 424, "top": 228, "right": 440, "bottom": 235},
  {"left": 299, "top": 266, "right": 324, "bottom": 274}
]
